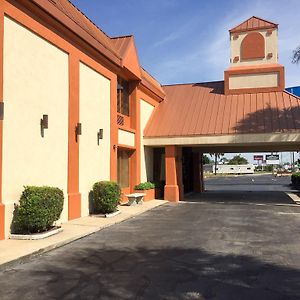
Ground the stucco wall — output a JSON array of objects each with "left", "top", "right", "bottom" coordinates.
[
  {"left": 3, "top": 17, "right": 69, "bottom": 235},
  {"left": 230, "top": 29, "right": 278, "bottom": 66},
  {"left": 140, "top": 99, "right": 155, "bottom": 182},
  {"left": 118, "top": 129, "right": 135, "bottom": 147},
  {"left": 229, "top": 72, "right": 279, "bottom": 89},
  {"left": 79, "top": 63, "right": 111, "bottom": 217}
]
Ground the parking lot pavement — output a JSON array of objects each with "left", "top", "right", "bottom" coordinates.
[
  {"left": 0, "top": 198, "right": 300, "bottom": 299},
  {"left": 204, "top": 174, "right": 293, "bottom": 192}
]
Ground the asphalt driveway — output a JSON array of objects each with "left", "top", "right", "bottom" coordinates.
[{"left": 1, "top": 197, "right": 300, "bottom": 299}]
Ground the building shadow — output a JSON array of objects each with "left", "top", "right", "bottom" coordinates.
[
  {"left": 1, "top": 245, "right": 300, "bottom": 299},
  {"left": 184, "top": 191, "right": 296, "bottom": 205}
]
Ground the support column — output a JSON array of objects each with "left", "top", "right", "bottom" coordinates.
[
  {"left": 164, "top": 145, "right": 183, "bottom": 202},
  {"left": 68, "top": 55, "right": 81, "bottom": 220},
  {"left": 193, "top": 152, "right": 205, "bottom": 193}
]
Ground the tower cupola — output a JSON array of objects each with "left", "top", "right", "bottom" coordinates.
[{"left": 224, "top": 16, "right": 285, "bottom": 95}]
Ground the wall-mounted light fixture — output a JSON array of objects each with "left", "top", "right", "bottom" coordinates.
[
  {"left": 40, "top": 114, "right": 48, "bottom": 137},
  {"left": 75, "top": 123, "right": 82, "bottom": 142},
  {"left": 0, "top": 102, "right": 4, "bottom": 121},
  {"left": 97, "top": 129, "right": 103, "bottom": 145},
  {"left": 117, "top": 83, "right": 124, "bottom": 91},
  {"left": 76, "top": 122, "right": 82, "bottom": 135}
]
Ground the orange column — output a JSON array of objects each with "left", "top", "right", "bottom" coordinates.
[
  {"left": 0, "top": 3, "right": 4, "bottom": 239},
  {"left": 68, "top": 54, "right": 81, "bottom": 220},
  {"left": 110, "top": 75, "right": 118, "bottom": 182},
  {"left": 164, "top": 145, "right": 183, "bottom": 202},
  {"left": 130, "top": 86, "right": 141, "bottom": 191},
  {"left": 193, "top": 152, "right": 204, "bottom": 193}
]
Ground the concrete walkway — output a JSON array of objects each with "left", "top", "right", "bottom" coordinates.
[{"left": 0, "top": 200, "right": 166, "bottom": 268}]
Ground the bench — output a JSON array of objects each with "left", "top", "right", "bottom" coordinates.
[{"left": 125, "top": 193, "right": 146, "bottom": 206}]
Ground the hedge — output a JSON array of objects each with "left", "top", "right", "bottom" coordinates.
[
  {"left": 291, "top": 172, "right": 300, "bottom": 185},
  {"left": 134, "top": 182, "right": 155, "bottom": 190},
  {"left": 11, "top": 186, "right": 64, "bottom": 234},
  {"left": 92, "top": 181, "right": 121, "bottom": 214}
]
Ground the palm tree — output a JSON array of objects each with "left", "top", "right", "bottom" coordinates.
[{"left": 292, "top": 46, "right": 300, "bottom": 64}]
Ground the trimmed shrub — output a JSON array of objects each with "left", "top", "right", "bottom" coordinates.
[
  {"left": 291, "top": 172, "right": 300, "bottom": 185},
  {"left": 12, "top": 186, "right": 64, "bottom": 234},
  {"left": 92, "top": 181, "right": 121, "bottom": 214},
  {"left": 134, "top": 182, "right": 155, "bottom": 190}
]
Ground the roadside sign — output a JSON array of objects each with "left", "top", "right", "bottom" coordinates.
[
  {"left": 253, "top": 155, "right": 263, "bottom": 160},
  {"left": 266, "top": 154, "right": 280, "bottom": 165}
]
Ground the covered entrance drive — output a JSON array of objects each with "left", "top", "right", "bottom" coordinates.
[{"left": 144, "top": 81, "right": 300, "bottom": 202}]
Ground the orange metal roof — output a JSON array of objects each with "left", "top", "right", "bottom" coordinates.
[
  {"left": 230, "top": 16, "right": 278, "bottom": 33},
  {"left": 48, "top": 0, "right": 121, "bottom": 59},
  {"left": 144, "top": 81, "right": 300, "bottom": 138},
  {"left": 111, "top": 35, "right": 133, "bottom": 58},
  {"left": 141, "top": 68, "right": 165, "bottom": 99}
]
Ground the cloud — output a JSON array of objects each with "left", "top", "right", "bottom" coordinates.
[{"left": 149, "top": 0, "right": 300, "bottom": 86}]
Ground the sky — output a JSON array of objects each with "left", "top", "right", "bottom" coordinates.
[
  {"left": 72, "top": 0, "right": 300, "bottom": 87},
  {"left": 71, "top": 0, "right": 300, "bottom": 163}
]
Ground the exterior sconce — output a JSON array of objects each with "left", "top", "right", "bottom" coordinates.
[
  {"left": 40, "top": 114, "right": 48, "bottom": 137},
  {"left": 0, "top": 102, "right": 4, "bottom": 120},
  {"left": 97, "top": 129, "right": 103, "bottom": 145},
  {"left": 76, "top": 123, "right": 82, "bottom": 135},
  {"left": 117, "top": 83, "right": 123, "bottom": 91},
  {"left": 41, "top": 114, "right": 48, "bottom": 129},
  {"left": 75, "top": 123, "right": 82, "bottom": 142}
]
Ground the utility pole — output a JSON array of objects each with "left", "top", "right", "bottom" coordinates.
[{"left": 214, "top": 153, "right": 217, "bottom": 175}]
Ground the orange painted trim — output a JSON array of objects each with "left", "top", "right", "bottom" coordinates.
[
  {"left": 138, "top": 89, "right": 161, "bottom": 107},
  {"left": 117, "top": 144, "right": 136, "bottom": 150},
  {"left": 110, "top": 77, "right": 118, "bottom": 182},
  {"left": 30, "top": 0, "right": 121, "bottom": 66},
  {"left": 118, "top": 125, "right": 136, "bottom": 134},
  {"left": 68, "top": 54, "right": 81, "bottom": 220},
  {"left": 224, "top": 65, "right": 285, "bottom": 95},
  {"left": 133, "top": 87, "right": 141, "bottom": 189},
  {"left": 0, "top": 2, "right": 4, "bottom": 239},
  {"left": 3, "top": 1, "right": 119, "bottom": 219},
  {"left": 139, "top": 81, "right": 165, "bottom": 102}
]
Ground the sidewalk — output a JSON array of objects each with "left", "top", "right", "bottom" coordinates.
[{"left": 0, "top": 200, "right": 167, "bottom": 268}]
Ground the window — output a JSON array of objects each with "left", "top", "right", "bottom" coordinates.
[
  {"left": 117, "top": 149, "right": 130, "bottom": 188},
  {"left": 117, "top": 77, "right": 129, "bottom": 116}
]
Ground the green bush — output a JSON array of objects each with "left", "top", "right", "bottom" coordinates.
[
  {"left": 12, "top": 186, "right": 64, "bottom": 234},
  {"left": 92, "top": 181, "right": 121, "bottom": 214},
  {"left": 291, "top": 172, "right": 300, "bottom": 185},
  {"left": 134, "top": 182, "right": 155, "bottom": 190}
]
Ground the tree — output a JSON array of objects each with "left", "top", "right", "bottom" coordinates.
[
  {"left": 209, "top": 153, "right": 224, "bottom": 175},
  {"left": 228, "top": 155, "right": 248, "bottom": 165},
  {"left": 292, "top": 46, "right": 300, "bottom": 64},
  {"left": 202, "top": 154, "right": 212, "bottom": 165}
]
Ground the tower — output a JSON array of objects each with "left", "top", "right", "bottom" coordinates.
[{"left": 224, "top": 16, "right": 285, "bottom": 95}]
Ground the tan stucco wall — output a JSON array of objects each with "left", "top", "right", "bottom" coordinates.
[
  {"left": 229, "top": 72, "right": 279, "bottom": 89},
  {"left": 79, "top": 63, "right": 111, "bottom": 217},
  {"left": 230, "top": 29, "right": 278, "bottom": 66},
  {"left": 3, "top": 17, "right": 69, "bottom": 235},
  {"left": 118, "top": 129, "right": 135, "bottom": 147},
  {"left": 140, "top": 99, "right": 155, "bottom": 182}
]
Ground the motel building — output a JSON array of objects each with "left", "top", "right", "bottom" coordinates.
[{"left": 0, "top": 0, "right": 300, "bottom": 239}]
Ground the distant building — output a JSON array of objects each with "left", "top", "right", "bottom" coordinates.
[
  {"left": 205, "top": 164, "right": 255, "bottom": 174},
  {"left": 286, "top": 86, "right": 300, "bottom": 97}
]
